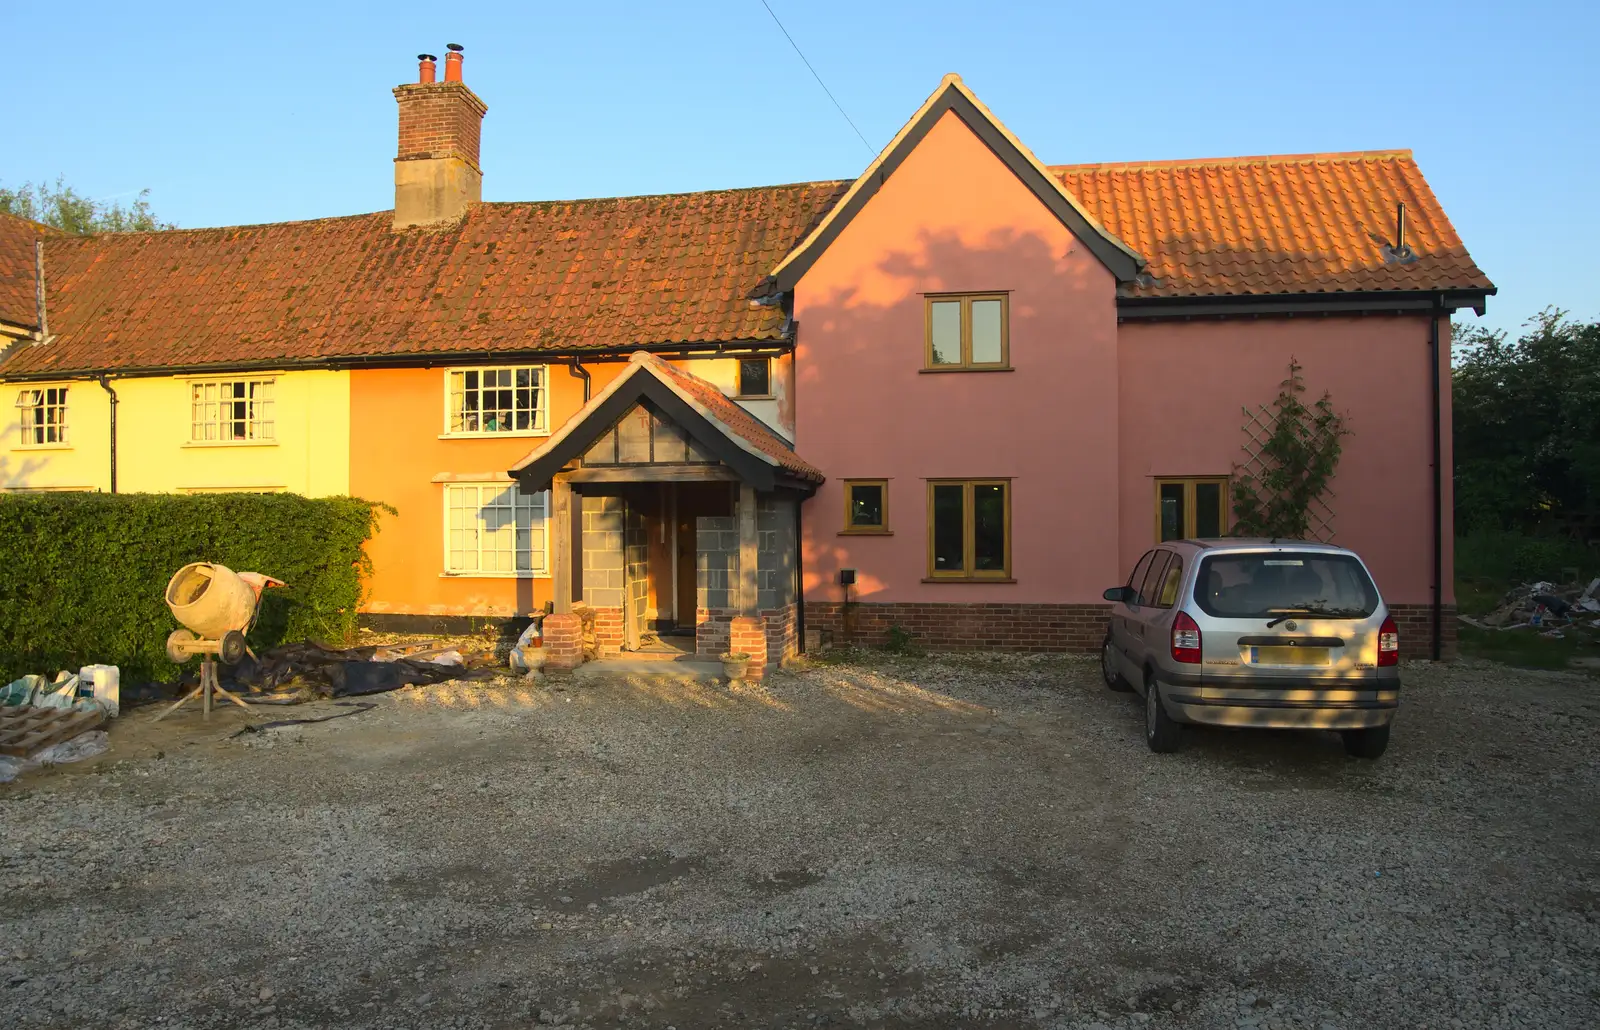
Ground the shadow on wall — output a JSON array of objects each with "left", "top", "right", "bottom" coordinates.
[
  {"left": 793, "top": 225, "right": 1115, "bottom": 601},
  {"left": 0, "top": 453, "right": 54, "bottom": 490}
]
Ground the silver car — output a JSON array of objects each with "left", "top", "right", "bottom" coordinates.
[{"left": 1100, "top": 539, "right": 1401, "bottom": 758}]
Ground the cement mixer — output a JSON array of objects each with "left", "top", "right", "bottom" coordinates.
[{"left": 164, "top": 563, "right": 284, "bottom": 666}]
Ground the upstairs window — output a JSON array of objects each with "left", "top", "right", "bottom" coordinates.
[
  {"left": 737, "top": 357, "right": 771, "bottom": 398},
  {"left": 926, "top": 294, "right": 1009, "bottom": 370},
  {"left": 16, "top": 388, "right": 68, "bottom": 446},
  {"left": 191, "top": 379, "right": 274, "bottom": 442},
  {"left": 447, "top": 366, "right": 547, "bottom": 435}
]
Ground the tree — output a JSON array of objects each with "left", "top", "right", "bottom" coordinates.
[
  {"left": 0, "top": 176, "right": 173, "bottom": 233},
  {"left": 1231, "top": 360, "right": 1349, "bottom": 540},
  {"left": 1453, "top": 309, "right": 1600, "bottom": 535}
]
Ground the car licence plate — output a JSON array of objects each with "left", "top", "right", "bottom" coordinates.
[{"left": 1249, "top": 646, "right": 1331, "bottom": 666}]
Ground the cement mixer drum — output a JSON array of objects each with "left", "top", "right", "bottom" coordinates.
[{"left": 165, "top": 563, "right": 260, "bottom": 641}]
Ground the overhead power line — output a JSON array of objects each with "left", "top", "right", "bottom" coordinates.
[{"left": 758, "top": 0, "right": 874, "bottom": 154}]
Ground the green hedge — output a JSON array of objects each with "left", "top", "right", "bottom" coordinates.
[{"left": 0, "top": 493, "right": 386, "bottom": 683}]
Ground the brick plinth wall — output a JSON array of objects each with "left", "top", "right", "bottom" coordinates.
[
  {"left": 728, "top": 616, "right": 769, "bottom": 680},
  {"left": 542, "top": 613, "right": 583, "bottom": 671},
  {"left": 804, "top": 602, "right": 1112, "bottom": 653},
  {"left": 1388, "top": 603, "right": 1458, "bottom": 661}
]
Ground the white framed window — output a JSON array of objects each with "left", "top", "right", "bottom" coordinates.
[
  {"left": 444, "top": 483, "right": 550, "bottom": 576},
  {"left": 191, "top": 379, "right": 275, "bottom": 442},
  {"left": 446, "top": 366, "right": 548, "bottom": 435},
  {"left": 16, "top": 387, "right": 68, "bottom": 446}
]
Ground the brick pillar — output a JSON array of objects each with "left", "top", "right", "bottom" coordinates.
[
  {"left": 728, "top": 615, "right": 768, "bottom": 681},
  {"left": 542, "top": 613, "right": 582, "bottom": 671},
  {"left": 592, "top": 607, "right": 624, "bottom": 658}
]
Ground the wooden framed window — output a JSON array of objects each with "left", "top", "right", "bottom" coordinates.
[
  {"left": 736, "top": 357, "right": 771, "bottom": 398},
  {"left": 445, "top": 365, "right": 548, "bottom": 436},
  {"left": 15, "top": 387, "right": 68, "bottom": 446},
  {"left": 926, "top": 479, "right": 1011, "bottom": 580},
  {"left": 1155, "top": 477, "right": 1229, "bottom": 542},
  {"left": 842, "top": 479, "right": 890, "bottom": 535},
  {"left": 443, "top": 482, "right": 549, "bottom": 577},
  {"left": 191, "top": 379, "right": 274, "bottom": 442},
  {"left": 925, "top": 294, "right": 1009, "bottom": 370}
]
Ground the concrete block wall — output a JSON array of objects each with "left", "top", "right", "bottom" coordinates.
[
  {"left": 756, "top": 494, "right": 797, "bottom": 611},
  {"left": 624, "top": 501, "right": 648, "bottom": 642},
  {"left": 582, "top": 494, "right": 626, "bottom": 610},
  {"left": 696, "top": 516, "right": 738, "bottom": 612}
]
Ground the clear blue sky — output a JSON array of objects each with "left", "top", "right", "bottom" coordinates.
[{"left": 8, "top": 1, "right": 1595, "bottom": 337}]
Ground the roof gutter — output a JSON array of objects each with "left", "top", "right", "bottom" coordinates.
[
  {"left": 0, "top": 339, "right": 798, "bottom": 384},
  {"left": 1117, "top": 288, "right": 1494, "bottom": 320}
]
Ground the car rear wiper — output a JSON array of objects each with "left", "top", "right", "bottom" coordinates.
[{"left": 1265, "top": 606, "right": 1366, "bottom": 627}]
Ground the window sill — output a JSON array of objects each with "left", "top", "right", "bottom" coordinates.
[
  {"left": 182, "top": 440, "right": 279, "bottom": 449},
  {"left": 12, "top": 444, "right": 73, "bottom": 452},
  {"left": 921, "top": 577, "right": 1017, "bottom": 584},
  {"left": 919, "top": 366, "right": 1014, "bottom": 374},
  {"left": 839, "top": 528, "right": 893, "bottom": 536},
  {"left": 440, "top": 571, "right": 550, "bottom": 580},
  {"left": 734, "top": 394, "right": 776, "bottom": 401},
  {"left": 438, "top": 431, "right": 551, "bottom": 441}
]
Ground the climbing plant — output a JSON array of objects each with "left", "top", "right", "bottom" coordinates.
[{"left": 1231, "top": 360, "right": 1349, "bottom": 540}]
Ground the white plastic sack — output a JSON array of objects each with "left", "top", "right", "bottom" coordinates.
[
  {"left": 0, "top": 757, "right": 35, "bottom": 783},
  {"left": 34, "top": 730, "right": 110, "bottom": 766},
  {"left": 427, "top": 650, "right": 463, "bottom": 667}
]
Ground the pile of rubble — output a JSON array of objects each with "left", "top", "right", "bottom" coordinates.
[{"left": 1461, "top": 577, "right": 1600, "bottom": 637}]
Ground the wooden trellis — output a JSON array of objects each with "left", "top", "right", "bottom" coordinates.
[{"left": 1237, "top": 403, "right": 1338, "bottom": 542}]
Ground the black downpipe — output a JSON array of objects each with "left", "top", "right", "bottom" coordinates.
[
  {"left": 795, "top": 496, "right": 806, "bottom": 654},
  {"left": 95, "top": 375, "right": 118, "bottom": 494},
  {"left": 567, "top": 357, "right": 591, "bottom": 402},
  {"left": 1429, "top": 299, "right": 1443, "bottom": 660}
]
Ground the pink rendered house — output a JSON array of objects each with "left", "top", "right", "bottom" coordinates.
[{"left": 771, "top": 75, "right": 1490, "bottom": 662}]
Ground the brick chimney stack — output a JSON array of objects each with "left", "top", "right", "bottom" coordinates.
[{"left": 392, "top": 43, "right": 487, "bottom": 229}]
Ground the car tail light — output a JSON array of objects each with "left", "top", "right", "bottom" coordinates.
[
  {"left": 1171, "top": 611, "right": 1202, "bottom": 664},
  {"left": 1377, "top": 614, "right": 1399, "bottom": 667}
]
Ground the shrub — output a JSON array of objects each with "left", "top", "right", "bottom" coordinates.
[
  {"left": 1455, "top": 528, "right": 1597, "bottom": 589},
  {"left": 0, "top": 493, "right": 386, "bottom": 683},
  {"left": 884, "top": 625, "right": 917, "bottom": 653}
]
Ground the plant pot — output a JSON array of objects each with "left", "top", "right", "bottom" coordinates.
[{"left": 720, "top": 652, "right": 751, "bottom": 682}]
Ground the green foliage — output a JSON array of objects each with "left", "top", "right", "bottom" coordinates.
[
  {"left": 1231, "top": 359, "right": 1349, "bottom": 539},
  {"left": 0, "top": 176, "right": 173, "bottom": 233},
  {"left": 0, "top": 493, "right": 386, "bottom": 683},
  {"left": 883, "top": 625, "right": 917, "bottom": 653},
  {"left": 1453, "top": 310, "right": 1600, "bottom": 535},
  {"left": 1455, "top": 528, "right": 1596, "bottom": 597}
]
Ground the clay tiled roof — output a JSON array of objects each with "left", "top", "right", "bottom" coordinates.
[
  {"left": 1052, "top": 150, "right": 1493, "bottom": 299},
  {"left": 0, "top": 182, "right": 849, "bottom": 378},
  {"left": 510, "top": 350, "right": 822, "bottom": 485},
  {"left": 0, "top": 212, "right": 54, "bottom": 331},
  {"left": 640, "top": 353, "right": 822, "bottom": 482}
]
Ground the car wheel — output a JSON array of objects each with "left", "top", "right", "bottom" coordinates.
[
  {"left": 1101, "top": 635, "right": 1131, "bottom": 691},
  {"left": 1341, "top": 724, "right": 1391, "bottom": 759},
  {"left": 1144, "top": 671, "right": 1182, "bottom": 754}
]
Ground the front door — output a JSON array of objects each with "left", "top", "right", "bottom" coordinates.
[{"left": 673, "top": 483, "right": 734, "bottom": 633}]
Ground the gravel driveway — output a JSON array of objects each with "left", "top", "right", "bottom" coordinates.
[{"left": 2, "top": 653, "right": 1597, "bottom": 1029}]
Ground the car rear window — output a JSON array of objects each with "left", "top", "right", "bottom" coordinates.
[{"left": 1195, "top": 552, "right": 1379, "bottom": 619}]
